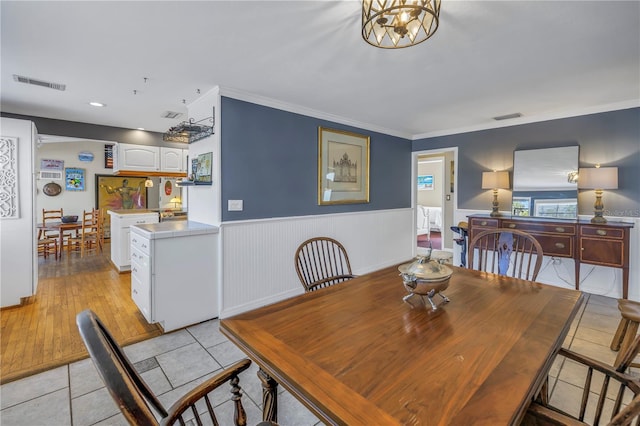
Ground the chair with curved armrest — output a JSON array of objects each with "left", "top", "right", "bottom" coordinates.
[
  {"left": 523, "top": 334, "right": 640, "bottom": 426},
  {"left": 295, "top": 237, "right": 355, "bottom": 292},
  {"left": 76, "top": 309, "right": 276, "bottom": 426},
  {"left": 468, "top": 228, "right": 544, "bottom": 281}
]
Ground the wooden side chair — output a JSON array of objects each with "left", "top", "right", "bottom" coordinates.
[
  {"left": 467, "top": 228, "right": 544, "bottom": 281},
  {"left": 37, "top": 235, "right": 58, "bottom": 260},
  {"left": 76, "top": 310, "right": 277, "bottom": 426},
  {"left": 295, "top": 237, "right": 355, "bottom": 292},
  {"left": 523, "top": 334, "right": 640, "bottom": 426},
  {"left": 67, "top": 210, "right": 100, "bottom": 257},
  {"left": 610, "top": 299, "right": 640, "bottom": 370},
  {"left": 41, "top": 208, "right": 74, "bottom": 254},
  {"left": 93, "top": 208, "right": 105, "bottom": 252}
]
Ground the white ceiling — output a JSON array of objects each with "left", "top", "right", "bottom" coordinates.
[{"left": 1, "top": 1, "right": 639, "bottom": 140}]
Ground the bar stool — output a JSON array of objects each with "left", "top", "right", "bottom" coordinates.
[{"left": 610, "top": 299, "right": 640, "bottom": 369}]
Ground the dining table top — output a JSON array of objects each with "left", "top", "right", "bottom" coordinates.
[{"left": 220, "top": 262, "right": 585, "bottom": 425}]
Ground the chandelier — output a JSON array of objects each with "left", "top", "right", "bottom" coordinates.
[{"left": 362, "top": 0, "right": 441, "bottom": 49}]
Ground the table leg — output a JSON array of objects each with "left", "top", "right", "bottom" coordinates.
[{"left": 257, "top": 368, "right": 278, "bottom": 423}]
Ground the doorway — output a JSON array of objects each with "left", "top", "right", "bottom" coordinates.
[{"left": 413, "top": 148, "right": 457, "bottom": 254}]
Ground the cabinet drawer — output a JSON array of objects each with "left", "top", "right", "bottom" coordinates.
[
  {"left": 581, "top": 226, "right": 624, "bottom": 239},
  {"left": 469, "top": 218, "right": 499, "bottom": 229},
  {"left": 131, "top": 234, "right": 151, "bottom": 255},
  {"left": 131, "top": 273, "right": 151, "bottom": 322},
  {"left": 120, "top": 214, "right": 158, "bottom": 228},
  {"left": 131, "top": 247, "right": 150, "bottom": 271},
  {"left": 502, "top": 221, "right": 576, "bottom": 236},
  {"left": 580, "top": 237, "right": 624, "bottom": 267},
  {"left": 534, "top": 234, "right": 573, "bottom": 257}
]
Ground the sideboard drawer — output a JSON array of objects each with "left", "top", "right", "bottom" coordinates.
[
  {"left": 581, "top": 226, "right": 624, "bottom": 239},
  {"left": 469, "top": 218, "right": 499, "bottom": 228},
  {"left": 502, "top": 220, "right": 576, "bottom": 236},
  {"left": 534, "top": 234, "right": 574, "bottom": 257}
]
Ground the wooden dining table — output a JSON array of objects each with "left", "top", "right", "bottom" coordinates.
[
  {"left": 220, "top": 262, "right": 585, "bottom": 425},
  {"left": 37, "top": 221, "right": 83, "bottom": 258}
]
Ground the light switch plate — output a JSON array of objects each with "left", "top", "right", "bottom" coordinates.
[{"left": 228, "top": 199, "right": 243, "bottom": 211}]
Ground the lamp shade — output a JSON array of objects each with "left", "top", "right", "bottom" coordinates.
[
  {"left": 482, "top": 171, "right": 510, "bottom": 190},
  {"left": 170, "top": 197, "right": 181, "bottom": 203},
  {"left": 578, "top": 167, "right": 618, "bottom": 190}
]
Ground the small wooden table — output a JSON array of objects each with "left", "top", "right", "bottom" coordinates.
[
  {"left": 37, "top": 221, "right": 83, "bottom": 259},
  {"left": 221, "top": 263, "right": 584, "bottom": 425}
]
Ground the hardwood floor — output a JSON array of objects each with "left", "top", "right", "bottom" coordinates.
[{"left": 0, "top": 242, "right": 162, "bottom": 384}]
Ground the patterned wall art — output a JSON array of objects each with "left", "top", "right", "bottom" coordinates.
[
  {"left": 0, "top": 136, "right": 19, "bottom": 219},
  {"left": 65, "top": 167, "right": 85, "bottom": 191}
]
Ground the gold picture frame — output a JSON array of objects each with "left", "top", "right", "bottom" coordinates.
[{"left": 318, "top": 127, "right": 370, "bottom": 205}]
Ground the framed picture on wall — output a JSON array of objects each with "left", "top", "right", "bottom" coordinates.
[
  {"left": 65, "top": 168, "right": 85, "bottom": 191},
  {"left": 95, "top": 175, "right": 148, "bottom": 238},
  {"left": 195, "top": 152, "right": 213, "bottom": 185},
  {"left": 417, "top": 174, "right": 434, "bottom": 190},
  {"left": 317, "top": 127, "right": 370, "bottom": 205}
]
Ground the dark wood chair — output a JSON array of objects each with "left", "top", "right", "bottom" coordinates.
[
  {"left": 76, "top": 309, "right": 276, "bottom": 426},
  {"left": 468, "top": 228, "right": 544, "bottom": 281},
  {"left": 523, "top": 335, "right": 640, "bottom": 426},
  {"left": 67, "top": 210, "right": 100, "bottom": 257},
  {"left": 611, "top": 299, "right": 640, "bottom": 370},
  {"left": 295, "top": 236, "right": 355, "bottom": 292}
]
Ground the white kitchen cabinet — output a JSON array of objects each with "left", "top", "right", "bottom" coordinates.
[
  {"left": 107, "top": 210, "right": 159, "bottom": 272},
  {"left": 129, "top": 221, "right": 218, "bottom": 332},
  {"left": 114, "top": 143, "right": 160, "bottom": 172},
  {"left": 160, "top": 147, "right": 185, "bottom": 172}
]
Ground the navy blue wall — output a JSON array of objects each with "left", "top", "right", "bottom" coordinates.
[
  {"left": 221, "top": 97, "right": 412, "bottom": 221},
  {"left": 413, "top": 108, "right": 640, "bottom": 217}
]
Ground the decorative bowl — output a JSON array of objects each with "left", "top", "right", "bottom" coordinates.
[
  {"left": 398, "top": 254, "right": 452, "bottom": 310},
  {"left": 61, "top": 215, "right": 78, "bottom": 223}
]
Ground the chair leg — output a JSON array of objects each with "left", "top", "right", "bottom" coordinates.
[
  {"left": 615, "top": 320, "right": 639, "bottom": 368},
  {"left": 611, "top": 318, "right": 629, "bottom": 351}
]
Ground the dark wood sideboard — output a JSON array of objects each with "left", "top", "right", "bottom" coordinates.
[{"left": 468, "top": 214, "right": 634, "bottom": 298}]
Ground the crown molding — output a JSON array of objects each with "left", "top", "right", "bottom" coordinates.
[
  {"left": 217, "top": 86, "right": 413, "bottom": 140},
  {"left": 412, "top": 99, "right": 640, "bottom": 140}
]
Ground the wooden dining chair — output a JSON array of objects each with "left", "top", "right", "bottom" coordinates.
[
  {"left": 523, "top": 334, "right": 640, "bottom": 426},
  {"left": 67, "top": 210, "right": 100, "bottom": 257},
  {"left": 295, "top": 236, "right": 355, "bottom": 292},
  {"left": 76, "top": 310, "right": 277, "bottom": 426},
  {"left": 92, "top": 208, "right": 105, "bottom": 252},
  {"left": 37, "top": 235, "right": 58, "bottom": 260},
  {"left": 467, "top": 228, "right": 544, "bottom": 281}
]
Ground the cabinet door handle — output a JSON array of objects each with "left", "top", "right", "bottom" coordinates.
[
  {"left": 142, "top": 243, "right": 147, "bottom": 249},
  {"left": 597, "top": 229, "right": 607, "bottom": 236},
  {"left": 555, "top": 243, "right": 565, "bottom": 249},
  {"left": 555, "top": 227, "right": 565, "bottom": 232},
  {"left": 132, "top": 238, "right": 137, "bottom": 243},
  {"left": 132, "top": 267, "right": 137, "bottom": 273},
  {"left": 480, "top": 221, "right": 487, "bottom": 226},
  {"left": 508, "top": 223, "right": 516, "bottom": 229},
  {"left": 133, "top": 289, "right": 138, "bottom": 295}
]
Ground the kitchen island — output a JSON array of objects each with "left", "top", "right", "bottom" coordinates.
[
  {"left": 130, "top": 221, "right": 219, "bottom": 332},
  {"left": 107, "top": 209, "right": 159, "bottom": 272}
]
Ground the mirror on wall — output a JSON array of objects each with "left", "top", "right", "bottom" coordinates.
[{"left": 512, "top": 146, "right": 579, "bottom": 219}]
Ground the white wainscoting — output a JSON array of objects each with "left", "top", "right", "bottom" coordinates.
[
  {"left": 455, "top": 209, "right": 639, "bottom": 301},
  {"left": 219, "top": 208, "right": 414, "bottom": 318}
]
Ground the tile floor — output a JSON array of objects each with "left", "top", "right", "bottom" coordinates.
[{"left": 0, "top": 293, "right": 634, "bottom": 426}]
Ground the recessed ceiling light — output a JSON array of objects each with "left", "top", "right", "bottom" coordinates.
[
  {"left": 137, "top": 127, "right": 145, "bottom": 131},
  {"left": 89, "top": 101, "right": 106, "bottom": 107}
]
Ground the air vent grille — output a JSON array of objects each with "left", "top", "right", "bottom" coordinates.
[
  {"left": 39, "top": 171, "right": 63, "bottom": 180},
  {"left": 13, "top": 74, "right": 66, "bottom": 91},
  {"left": 493, "top": 112, "right": 523, "bottom": 121},
  {"left": 162, "top": 111, "right": 183, "bottom": 119}
]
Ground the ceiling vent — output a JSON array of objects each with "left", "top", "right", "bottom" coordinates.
[
  {"left": 13, "top": 74, "right": 66, "bottom": 91},
  {"left": 162, "top": 111, "right": 183, "bottom": 119},
  {"left": 493, "top": 112, "right": 523, "bottom": 121}
]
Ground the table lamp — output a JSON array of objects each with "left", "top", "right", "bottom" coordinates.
[
  {"left": 170, "top": 197, "right": 181, "bottom": 209},
  {"left": 578, "top": 165, "right": 618, "bottom": 223},
  {"left": 482, "top": 170, "right": 510, "bottom": 217}
]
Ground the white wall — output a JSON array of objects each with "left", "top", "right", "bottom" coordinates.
[
  {"left": 36, "top": 141, "right": 113, "bottom": 217},
  {"left": 417, "top": 157, "right": 443, "bottom": 207},
  {"left": 1, "top": 118, "right": 37, "bottom": 307},
  {"left": 219, "top": 208, "right": 414, "bottom": 318}
]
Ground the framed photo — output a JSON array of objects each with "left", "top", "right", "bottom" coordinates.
[
  {"left": 65, "top": 168, "right": 85, "bottom": 191},
  {"left": 417, "top": 174, "right": 434, "bottom": 190},
  {"left": 95, "top": 175, "right": 148, "bottom": 238},
  {"left": 195, "top": 152, "right": 213, "bottom": 185},
  {"left": 318, "top": 127, "right": 370, "bottom": 205}
]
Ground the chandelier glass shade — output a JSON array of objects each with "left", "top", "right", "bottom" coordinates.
[{"left": 362, "top": 0, "right": 441, "bottom": 49}]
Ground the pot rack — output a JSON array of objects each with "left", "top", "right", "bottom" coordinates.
[{"left": 163, "top": 115, "right": 214, "bottom": 144}]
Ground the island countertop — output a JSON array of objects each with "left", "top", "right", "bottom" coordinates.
[
  {"left": 130, "top": 221, "right": 218, "bottom": 239},
  {"left": 107, "top": 209, "right": 158, "bottom": 216}
]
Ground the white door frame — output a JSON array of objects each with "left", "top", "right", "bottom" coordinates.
[{"left": 412, "top": 147, "right": 458, "bottom": 255}]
